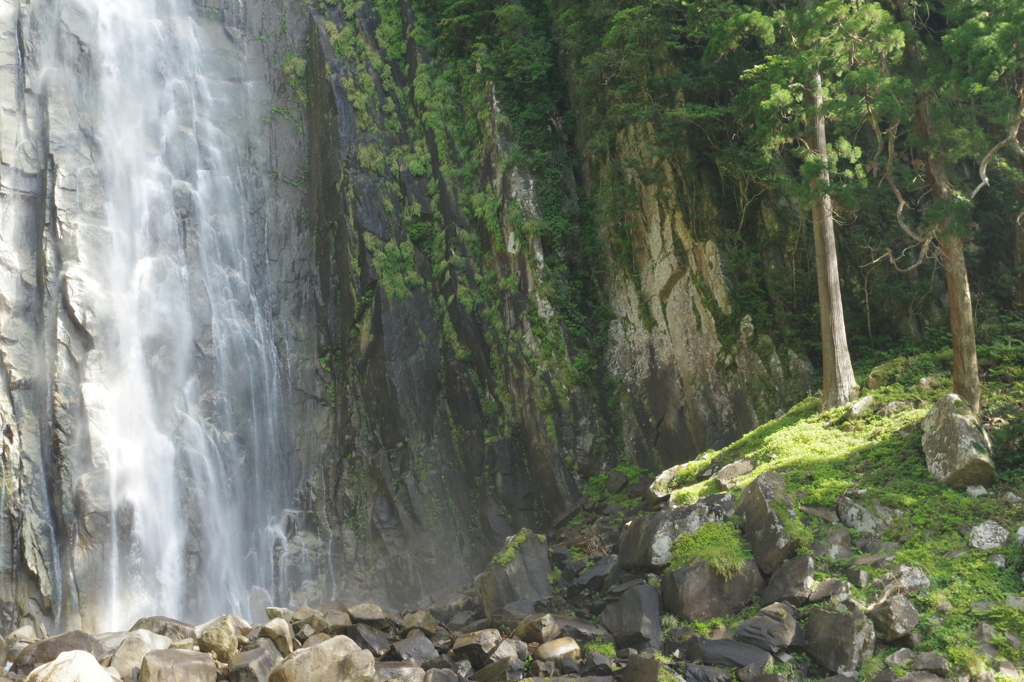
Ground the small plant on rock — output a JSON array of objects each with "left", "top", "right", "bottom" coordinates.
[{"left": 667, "top": 522, "right": 751, "bottom": 577}]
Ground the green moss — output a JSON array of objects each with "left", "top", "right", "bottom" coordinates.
[
  {"left": 582, "top": 641, "right": 616, "bottom": 658},
  {"left": 668, "top": 522, "right": 751, "bottom": 577},
  {"left": 493, "top": 529, "right": 531, "bottom": 567}
]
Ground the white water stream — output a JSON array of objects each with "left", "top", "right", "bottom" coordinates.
[{"left": 74, "top": 0, "right": 291, "bottom": 629}]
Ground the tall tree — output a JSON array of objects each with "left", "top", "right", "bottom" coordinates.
[
  {"left": 874, "top": 0, "right": 1024, "bottom": 413},
  {"left": 699, "top": 0, "right": 902, "bottom": 409}
]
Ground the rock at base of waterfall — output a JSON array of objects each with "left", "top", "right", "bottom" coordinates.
[
  {"left": 762, "top": 556, "right": 815, "bottom": 607},
  {"left": 196, "top": 615, "right": 245, "bottom": 663},
  {"left": 474, "top": 530, "right": 552, "bottom": 620},
  {"left": 131, "top": 617, "right": 197, "bottom": 643},
  {"left": 513, "top": 613, "right": 562, "bottom": 643},
  {"left": 600, "top": 584, "right": 663, "bottom": 652},
  {"left": 868, "top": 595, "right": 920, "bottom": 643},
  {"left": 228, "top": 642, "right": 281, "bottom": 682},
  {"left": 24, "top": 650, "right": 113, "bottom": 682},
  {"left": 139, "top": 649, "right": 218, "bottom": 682},
  {"left": 260, "top": 618, "right": 295, "bottom": 657},
  {"left": 534, "top": 637, "right": 581, "bottom": 662},
  {"left": 618, "top": 495, "right": 734, "bottom": 573},
  {"left": 267, "top": 635, "right": 363, "bottom": 682},
  {"left": 110, "top": 629, "right": 173, "bottom": 678},
  {"left": 14, "top": 631, "right": 107, "bottom": 675},
  {"left": 347, "top": 603, "right": 394, "bottom": 630},
  {"left": 921, "top": 395, "right": 996, "bottom": 487}
]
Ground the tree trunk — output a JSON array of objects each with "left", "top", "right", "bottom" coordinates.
[
  {"left": 918, "top": 103, "right": 982, "bottom": 412},
  {"left": 1016, "top": 212, "right": 1024, "bottom": 307},
  {"left": 808, "top": 70, "right": 858, "bottom": 410}
]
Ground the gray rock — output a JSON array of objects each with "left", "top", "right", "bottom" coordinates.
[
  {"left": 885, "top": 648, "right": 915, "bottom": 668},
  {"left": 392, "top": 633, "right": 438, "bottom": 665},
  {"left": 110, "top": 630, "right": 173, "bottom": 678},
  {"left": 846, "top": 395, "right": 877, "bottom": 420},
  {"left": 347, "top": 604, "right": 394, "bottom": 629},
  {"left": 913, "top": 652, "right": 949, "bottom": 677},
  {"left": 733, "top": 609, "right": 800, "bottom": 654},
  {"left": 513, "top": 614, "right": 561, "bottom": 644},
  {"left": 402, "top": 612, "right": 438, "bottom": 637},
  {"left": 474, "top": 531, "right": 552, "bottom": 620},
  {"left": 762, "top": 556, "right": 815, "bottom": 607},
  {"left": 424, "top": 670, "right": 460, "bottom": 682},
  {"left": 735, "top": 473, "right": 798, "bottom": 574},
  {"left": 24, "top": 650, "right": 112, "bottom": 682},
  {"left": 140, "top": 649, "right": 218, "bottom": 682},
  {"left": 267, "top": 638, "right": 368, "bottom": 682},
  {"left": 868, "top": 595, "right": 920, "bottom": 643},
  {"left": 969, "top": 521, "right": 1010, "bottom": 550},
  {"left": 805, "top": 608, "right": 875, "bottom": 674},
  {"left": 847, "top": 568, "right": 870, "bottom": 588},
  {"left": 349, "top": 624, "right": 392, "bottom": 656},
  {"left": 685, "top": 663, "right": 732, "bottom": 682},
  {"left": 325, "top": 610, "right": 353, "bottom": 635},
  {"left": 618, "top": 495, "right": 734, "bottom": 573},
  {"left": 470, "top": 657, "right": 510, "bottom": 682},
  {"left": 695, "top": 639, "right": 772, "bottom": 670},
  {"left": 377, "top": 662, "right": 427, "bottom": 682},
  {"left": 551, "top": 616, "right": 612, "bottom": 644},
  {"left": 808, "top": 579, "right": 851, "bottom": 605},
  {"left": 452, "top": 630, "right": 502, "bottom": 669},
  {"left": 582, "top": 651, "right": 614, "bottom": 676},
  {"left": 14, "top": 631, "right": 107, "bottom": 675},
  {"left": 921, "top": 395, "right": 996, "bottom": 487},
  {"left": 131, "top": 617, "right": 197, "bottom": 642},
  {"left": 600, "top": 584, "right": 662, "bottom": 652},
  {"left": 661, "top": 560, "right": 764, "bottom": 621},
  {"left": 535, "top": 638, "right": 580, "bottom": 662},
  {"left": 260, "top": 619, "right": 295, "bottom": 657},
  {"left": 881, "top": 565, "right": 931, "bottom": 593},
  {"left": 196, "top": 615, "right": 243, "bottom": 663},
  {"left": 812, "top": 527, "right": 855, "bottom": 560},
  {"left": 716, "top": 460, "right": 756, "bottom": 489},
  {"left": 966, "top": 486, "right": 988, "bottom": 498},
  {"left": 620, "top": 654, "right": 661, "bottom": 682},
  {"left": 228, "top": 644, "right": 281, "bottom": 682},
  {"left": 838, "top": 496, "right": 887, "bottom": 540}
]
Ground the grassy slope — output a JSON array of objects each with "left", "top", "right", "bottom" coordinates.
[{"left": 653, "top": 331, "right": 1024, "bottom": 679}]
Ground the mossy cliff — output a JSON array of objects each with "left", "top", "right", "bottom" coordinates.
[{"left": 286, "top": 0, "right": 814, "bottom": 608}]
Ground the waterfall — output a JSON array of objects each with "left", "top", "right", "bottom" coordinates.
[{"left": 58, "top": 0, "right": 293, "bottom": 628}]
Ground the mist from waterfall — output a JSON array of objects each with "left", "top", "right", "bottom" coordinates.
[{"left": 66, "top": 0, "right": 293, "bottom": 629}]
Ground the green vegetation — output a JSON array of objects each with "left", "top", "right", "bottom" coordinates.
[
  {"left": 493, "top": 529, "right": 531, "bottom": 566},
  {"left": 667, "top": 521, "right": 751, "bottom": 577},
  {"left": 582, "top": 641, "right": 616, "bottom": 658}
]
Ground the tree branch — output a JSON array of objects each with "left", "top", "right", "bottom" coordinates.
[{"left": 972, "top": 84, "right": 1024, "bottom": 198}]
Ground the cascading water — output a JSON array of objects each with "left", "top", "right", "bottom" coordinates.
[{"left": 64, "top": 0, "right": 293, "bottom": 629}]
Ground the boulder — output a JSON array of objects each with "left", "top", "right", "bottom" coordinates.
[
  {"left": 474, "top": 530, "right": 551, "bottom": 620},
  {"left": 661, "top": 560, "right": 764, "bottom": 621},
  {"left": 267, "top": 637, "right": 367, "bottom": 682},
  {"left": 452, "top": 630, "right": 502, "bottom": 669},
  {"left": 600, "top": 584, "right": 662, "bottom": 651},
  {"left": 196, "top": 615, "right": 242, "bottom": 663},
  {"left": 618, "top": 495, "right": 734, "bottom": 572},
  {"left": 23, "top": 650, "right": 112, "bottom": 682},
  {"left": 808, "top": 579, "right": 851, "bottom": 605},
  {"left": 762, "top": 556, "right": 815, "bottom": 607},
  {"left": 805, "top": 609, "right": 875, "bottom": 674},
  {"left": 881, "top": 565, "right": 931, "bottom": 593},
  {"left": 534, "top": 638, "right": 580, "bottom": 662},
  {"left": 845, "top": 396, "right": 877, "bottom": 420},
  {"left": 348, "top": 624, "right": 392, "bottom": 656},
  {"left": 582, "top": 651, "right": 614, "bottom": 677},
  {"left": 377, "top": 661, "right": 427, "bottom": 682},
  {"left": 325, "top": 610, "right": 353, "bottom": 635},
  {"left": 734, "top": 604, "right": 801, "bottom": 653},
  {"left": 685, "top": 663, "right": 732, "bottom": 682},
  {"left": 837, "top": 497, "right": 887, "bottom": 540},
  {"left": 551, "top": 616, "right": 612, "bottom": 644},
  {"left": 110, "top": 630, "right": 173, "bottom": 678},
  {"left": 812, "top": 527, "right": 855, "bottom": 560},
  {"left": 868, "top": 595, "right": 920, "bottom": 643},
  {"left": 391, "top": 633, "right": 438, "bottom": 665},
  {"left": 14, "top": 631, "right": 106, "bottom": 675},
  {"left": 969, "top": 521, "right": 1010, "bottom": 550},
  {"left": 348, "top": 604, "right": 394, "bottom": 630},
  {"left": 487, "top": 639, "right": 527, "bottom": 667},
  {"left": 402, "top": 612, "right": 437, "bottom": 637},
  {"left": 513, "top": 614, "right": 561, "bottom": 643},
  {"left": 228, "top": 643, "right": 281, "bottom": 682},
  {"left": 693, "top": 639, "right": 772, "bottom": 669},
  {"left": 424, "top": 670, "right": 460, "bottom": 682},
  {"left": 620, "top": 654, "right": 661, "bottom": 682},
  {"left": 139, "top": 649, "right": 217, "bottom": 682},
  {"left": 131, "top": 617, "right": 197, "bottom": 643},
  {"left": 735, "top": 473, "right": 797, "bottom": 574},
  {"left": 921, "top": 395, "right": 996, "bottom": 487},
  {"left": 259, "top": 619, "right": 294, "bottom": 657},
  {"left": 913, "top": 652, "right": 949, "bottom": 676},
  {"left": 716, "top": 460, "right": 756, "bottom": 490}
]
